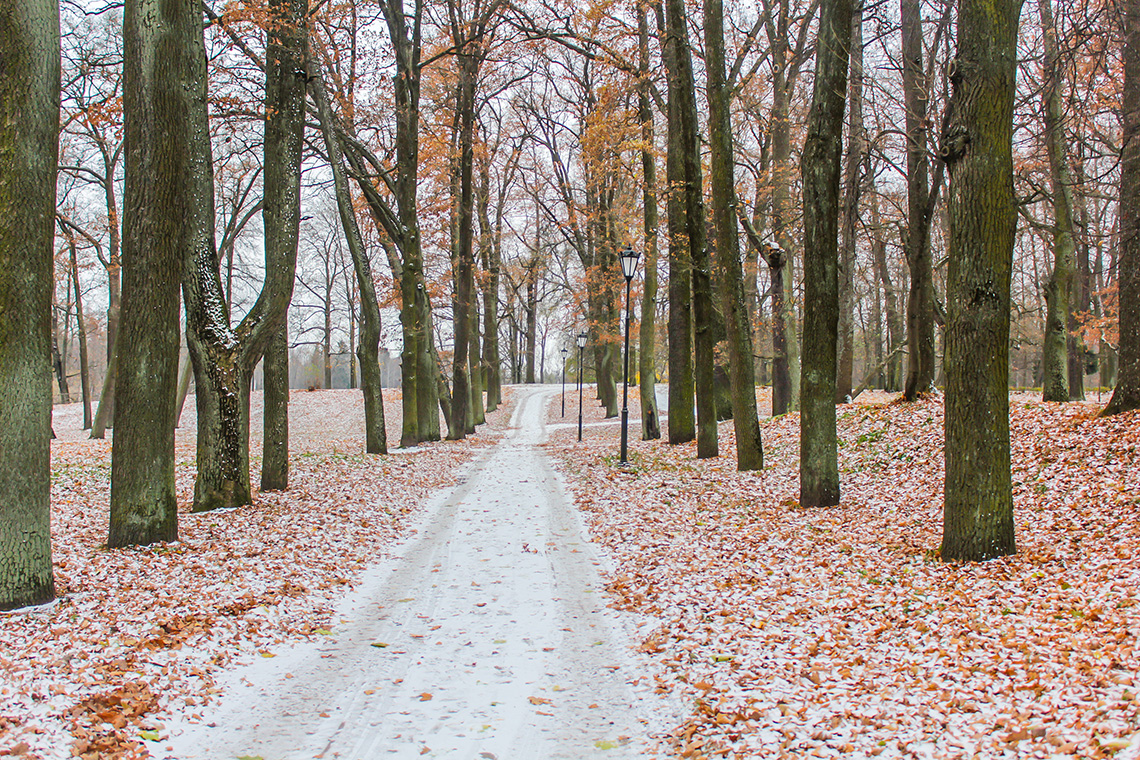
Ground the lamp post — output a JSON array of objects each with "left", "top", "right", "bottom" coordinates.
[
  {"left": 619, "top": 245, "right": 640, "bottom": 464},
  {"left": 560, "top": 347, "right": 568, "bottom": 417},
  {"left": 576, "top": 332, "right": 587, "bottom": 441}
]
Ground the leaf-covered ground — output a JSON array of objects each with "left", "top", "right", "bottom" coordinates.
[
  {"left": 549, "top": 389, "right": 1140, "bottom": 759},
  {"left": 0, "top": 388, "right": 514, "bottom": 760}
]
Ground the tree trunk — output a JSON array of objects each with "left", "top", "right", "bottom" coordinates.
[
  {"left": 449, "top": 51, "right": 480, "bottom": 440},
  {"left": 638, "top": 0, "right": 661, "bottom": 440},
  {"left": 1039, "top": 0, "right": 1079, "bottom": 403},
  {"left": 181, "top": 0, "right": 307, "bottom": 513},
  {"left": 66, "top": 233, "right": 93, "bottom": 428},
  {"left": 800, "top": 0, "right": 852, "bottom": 508},
  {"left": 469, "top": 294, "right": 485, "bottom": 426},
  {"left": 90, "top": 346, "right": 116, "bottom": 439},
  {"left": 0, "top": 0, "right": 57, "bottom": 609},
  {"left": 101, "top": 167, "right": 121, "bottom": 428},
  {"left": 110, "top": 0, "right": 185, "bottom": 545},
  {"left": 260, "top": 323, "right": 289, "bottom": 491},
  {"left": 940, "top": 0, "right": 1022, "bottom": 560},
  {"left": 902, "top": 0, "right": 937, "bottom": 400},
  {"left": 312, "top": 67, "right": 386, "bottom": 454},
  {"left": 525, "top": 263, "right": 538, "bottom": 383},
  {"left": 175, "top": 351, "right": 192, "bottom": 426},
  {"left": 872, "top": 194, "right": 904, "bottom": 391},
  {"left": 836, "top": 5, "right": 864, "bottom": 403},
  {"left": 770, "top": 47, "right": 801, "bottom": 414},
  {"left": 387, "top": 0, "right": 430, "bottom": 445},
  {"left": 52, "top": 312, "right": 70, "bottom": 404},
  {"left": 658, "top": 1, "right": 694, "bottom": 444},
  {"left": 704, "top": 0, "right": 761, "bottom": 469},
  {"left": 662, "top": 0, "right": 708, "bottom": 450},
  {"left": 1104, "top": 0, "right": 1140, "bottom": 416},
  {"left": 479, "top": 161, "right": 502, "bottom": 412}
]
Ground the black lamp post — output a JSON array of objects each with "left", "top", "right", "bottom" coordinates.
[
  {"left": 619, "top": 245, "right": 640, "bottom": 464},
  {"left": 576, "top": 331, "right": 587, "bottom": 441},
  {"left": 560, "top": 347, "right": 569, "bottom": 417}
]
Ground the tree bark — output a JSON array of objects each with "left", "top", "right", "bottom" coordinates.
[
  {"left": 312, "top": 69, "right": 387, "bottom": 455},
  {"left": 479, "top": 160, "right": 502, "bottom": 412},
  {"left": 110, "top": 0, "right": 185, "bottom": 545},
  {"left": 662, "top": 0, "right": 713, "bottom": 454},
  {"left": 1039, "top": 0, "right": 1078, "bottom": 403},
  {"left": 658, "top": 0, "right": 695, "bottom": 444},
  {"left": 65, "top": 231, "right": 93, "bottom": 428},
  {"left": 940, "top": 0, "right": 1023, "bottom": 561},
  {"left": 638, "top": 0, "right": 661, "bottom": 441},
  {"left": 799, "top": 0, "right": 852, "bottom": 508},
  {"left": 181, "top": 0, "right": 308, "bottom": 513},
  {"left": 1104, "top": 0, "right": 1140, "bottom": 416},
  {"left": 52, "top": 309, "right": 70, "bottom": 403},
  {"left": 704, "top": 0, "right": 762, "bottom": 469},
  {"left": 449, "top": 50, "right": 480, "bottom": 440},
  {"left": 872, "top": 194, "right": 904, "bottom": 391},
  {"left": 836, "top": 5, "right": 864, "bottom": 403},
  {"left": 0, "top": 0, "right": 58, "bottom": 609},
  {"left": 902, "top": 0, "right": 937, "bottom": 400},
  {"left": 260, "top": 324, "right": 289, "bottom": 491}
]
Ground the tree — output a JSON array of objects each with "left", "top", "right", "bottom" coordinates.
[
  {"left": 637, "top": 0, "right": 661, "bottom": 441},
  {"left": 662, "top": 0, "right": 715, "bottom": 456},
  {"left": 1104, "top": 0, "right": 1140, "bottom": 416},
  {"left": 261, "top": 0, "right": 310, "bottom": 491},
  {"left": 311, "top": 66, "right": 388, "bottom": 455},
  {"left": 446, "top": 0, "right": 506, "bottom": 440},
  {"left": 108, "top": 0, "right": 186, "bottom": 546},
  {"left": 177, "top": 0, "right": 309, "bottom": 514},
  {"left": 763, "top": 0, "right": 819, "bottom": 415},
  {"left": 1039, "top": 0, "right": 1080, "bottom": 403},
  {"left": 901, "top": 0, "right": 937, "bottom": 401},
  {"left": 940, "top": 0, "right": 1023, "bottom": 561},
  {"left": 0, "top": 0, "right": 58, "bottom": 609},
  {"left": 57, "top": 13, "right": 124, "bottom": 438},
  {"left": 704, "top": 0, "right": 763, "bottom": 469},
  {"left": 799, "top": 0, "right": 853, "bottom": 508},
  {"left": 836, "top": 5, "right": 866, "bottom": 403},
  {"left": 59, "top": 219, "right": 94, "bottom": 428}
]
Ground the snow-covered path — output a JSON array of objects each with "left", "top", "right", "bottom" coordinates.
[{"left": 162, "top": 385, "right": 669, "bottom": 759}]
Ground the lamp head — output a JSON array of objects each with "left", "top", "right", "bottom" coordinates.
[
  {"left": 619, "top": 245, "right": 640, "bottom": 281},
  {"left": 576, "top": 332, "right": 587, "bottom": 349}
]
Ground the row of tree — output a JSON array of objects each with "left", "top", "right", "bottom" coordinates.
[{"left": 3, "top": 0, "right": 1139, "bottom": 611}]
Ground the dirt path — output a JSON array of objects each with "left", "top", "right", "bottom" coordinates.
[{"left": 162, "top": 385, "right": 671, "bottom": 759}]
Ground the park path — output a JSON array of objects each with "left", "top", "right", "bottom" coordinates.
[{"left": 162, "top": 385, "right": 670, "bottom": 759}]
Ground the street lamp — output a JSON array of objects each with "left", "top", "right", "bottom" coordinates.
[
  {"left": 576, "top": 331, "right": 587, "bottom": 441},
  {"left": 619, "top": 245, "right": 640, "bottom": 464},
  {"left": 560, "top": 347, "right": 569, "bottom": 417}
]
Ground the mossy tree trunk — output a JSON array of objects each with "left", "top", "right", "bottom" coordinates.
[
  {"left": 662, "top": 0, "right": 715, "bottom": 456},
  {"left": 902, "top": 0, "right": 937, "bottom": 401},
  {"left": 704, "top": 0, "right": 762, "bottom": 469},
  {"left": 312, "top": 67, "right": 387, "bottom": 455},
  {"left": 638, "top": 0, "right": 661, "bottom": 441},
  {"left": 836, "top": 5, "right": 865, "bottom": 404},
  {"left": 0, "top": 0, "right": 58, "bottom": 608},
  {"left": 800, "top": 0, "right": 853, "bottom": 508},
  {"left": 1104, "top": 0, "right": 1140, "bottom": 416},
  {"left": 1039, "top": 0, "right": 1078, "bottom": 403},
  {"left": 260, "top": 0, "right": 308, "bottom": 491},
  {"left": 182, "top": 0, "right": 308, "bottom": 513},
  {"left": 109, "top": 0, "right": 187, "bottom": 545},
  {"left": 940, "top": 0, "right": 1023, "bottom": 561}
]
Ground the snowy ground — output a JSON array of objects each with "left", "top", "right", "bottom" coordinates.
[{"left": 154, "top": 385, "right": 677, "bottom": 759}]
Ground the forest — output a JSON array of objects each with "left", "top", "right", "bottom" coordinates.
[{"left": 1, "top": 0, "right": 1138, "bottom": 755}]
